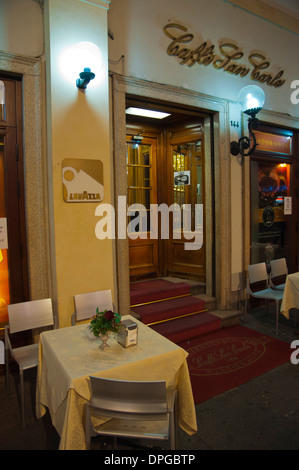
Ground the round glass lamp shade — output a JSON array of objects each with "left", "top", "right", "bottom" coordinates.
[{"left": 237, "top": 85, "right": 265, "bottom": 117}]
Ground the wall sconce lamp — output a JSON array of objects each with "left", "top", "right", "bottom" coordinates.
[
  {"left": 76, "top": 67, "right": 95, "bottom": 89},
  {"left": 230, "top": 85, "right": 265, "bottom": 157}
]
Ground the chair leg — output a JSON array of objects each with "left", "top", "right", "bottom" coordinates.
[
  {"left": 169, "top": 410, "right": 177, "bottom": 450},
  {"left": 275, "top": 301, "right": 279, "bottom": 336},
  {"left": 20, "top": 369, "right": 25, "bottom": 428},
  {"left": 244, "top": 293, "right": 248, "bottom": 323},
  {"left": 5, "top": 348, "right": 9, "bottom": 394}
]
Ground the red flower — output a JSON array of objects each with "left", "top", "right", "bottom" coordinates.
[{"left": 103, "top": 310, "right": 114, "bottom": 321}]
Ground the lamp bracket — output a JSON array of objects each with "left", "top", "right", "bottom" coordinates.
[
  {"left": 230, "top": 115, "right": 259, "bottom": 158},
  {"left": 76, "top": 68, "right": 95, "bottom": 89}
]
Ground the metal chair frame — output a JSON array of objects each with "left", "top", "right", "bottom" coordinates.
[
  {"left": 269, "top": 258, "right": 288, "bottom": 291},
  {"left": 5, "top": 298, "right": 55, "bottom": 427},
  {"left": 85, "top": 376, "right": 177, "bottom": 450},
  {"left": 245, "top": 262, "right": 284, "bottom": 335},
  {"left": 71, "top": 289, "right": 114, "bottom": 325}
]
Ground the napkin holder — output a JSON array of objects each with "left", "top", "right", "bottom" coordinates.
[{"left": 118, "top": 319, "right": 138, "bottom": 347}]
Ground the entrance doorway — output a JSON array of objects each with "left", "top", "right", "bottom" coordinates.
[
  {"left": 0, "top": 77, "right": 28, "bottom": 325},
  {"left": 126, "top": 98, "right": 207, "bottom": 283},
  {"left": 250, "top": 123, "right": 299, "bottom": 273}
]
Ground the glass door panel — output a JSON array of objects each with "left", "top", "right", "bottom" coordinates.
[
  {"left": 127, "top": 142, "right": 152, "bottom": 234},
  {"left": 251, "top": 161, "right": 291, "bottom": 266},
  {"left": 172, "top": 141, "right": 203, "bottom": 231},
  {"left": 126, "top": 137, "right": 159, "bottom": 280}
]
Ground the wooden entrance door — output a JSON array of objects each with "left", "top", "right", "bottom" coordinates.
[
  {"left": 0, "top": 77, "right": 28, "bottom": 325},
  {"left": 127, "top": 135, "right": 159, "bottom": 280},
  {"left": 165, "top": 129, "right": 205, "bottom": 281},
  {"left": 126, "top": 116, "right": 206, "bottom": 282}
]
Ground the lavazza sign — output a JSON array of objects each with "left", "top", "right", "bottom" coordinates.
[{"left": 163, "top": 23, "right": 286, "bottom": 88}]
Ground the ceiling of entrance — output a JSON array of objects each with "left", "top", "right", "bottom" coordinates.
[{"left": 125, "top": 97, "right": 210, "bottom": 126}]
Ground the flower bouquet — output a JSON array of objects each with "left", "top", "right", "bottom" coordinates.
[{"left": 88, "top": 308, "right": 121, "bottom": 349}]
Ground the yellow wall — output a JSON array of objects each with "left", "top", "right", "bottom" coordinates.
[{"left": 44, "top": 0, "right": 115, "bottom": 327}]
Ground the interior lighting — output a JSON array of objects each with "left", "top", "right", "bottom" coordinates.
[
  {"left": 230, "top": 85, "right": 265, "bottom": 158},
  {"left": 126, "top": 107, "right": 171, "bottom": 119}
]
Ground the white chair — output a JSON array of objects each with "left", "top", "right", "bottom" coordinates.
[
  {"left": 270, "top": 258, "right": 288, "bottom": 290},
  {"left": 245, "top": 262, "right": 283, "bottom": 335},
  {"left": 85, "top": 376, "right": 177, "bottom": 450},
  {"left": 71, "top": 289, "right": 114, "bottom": 326},
  {"left": 5, "top": 298, "right": 54, "bottom": 427}
]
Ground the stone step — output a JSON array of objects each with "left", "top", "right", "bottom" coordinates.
[
  {"left": 131, "top": 296, "right": 206, "bottom": 325},
  {"left": 149, "top": 311, "right": 221, "bottom": 344}
]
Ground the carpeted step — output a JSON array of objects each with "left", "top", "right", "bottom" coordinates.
[
  {"left": 132, "top": 296, "right": 206, "bottom": 325},
  {"left": 150, "top": 312, "right": 221, "bottom": 344},
  {"left": 130, "top": 279, "right": 191, "bottom": 306}
]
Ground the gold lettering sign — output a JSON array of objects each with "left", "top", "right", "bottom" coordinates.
[
  {"left": 255, "top": 131, "right": 292, "bottom": 154},
  {"left": 163, "top": 23, "right": 285, "bottom": 88}
]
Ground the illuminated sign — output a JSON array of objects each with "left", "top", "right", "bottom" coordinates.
[
  {"left": 163, "top": 23, "right": 286, "bottom": 88},
  {"left": 255, "top": 131, "right": 292, "bottom": 154}
]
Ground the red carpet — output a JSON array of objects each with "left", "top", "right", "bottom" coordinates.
[
  {"left": 150, "top": 312, "right": 221, "bottom": 343},
  {"left": 178, "top": 325, "right": 291, "bottom": 404},
  {"left": 130, "top": 279, "right": 191, "bottom": 306},
  {"left": 133, "top": 296, "right": 206, "bottom": 325}
]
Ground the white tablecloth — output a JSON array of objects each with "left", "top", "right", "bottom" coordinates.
[
  {"left": 36, "top": 315, "right": 197, "bottom": 449},
  {"left": 281, "top": 272, "right": 299, "bottom": 319}
]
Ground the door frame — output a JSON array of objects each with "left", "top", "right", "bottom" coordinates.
[
  {"left": 111, "top": 73, "right": 232, "bottom": 315},
  {"left": 0, "top": 52, "right": 53, "bottom": 307},
  {"left": 243, "top": 112, "right": 299, "bottom": 279},
  {"left": 242, "top": 110, "right": 299, "bottom": 289}
]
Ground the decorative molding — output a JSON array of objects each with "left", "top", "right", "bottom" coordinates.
[
  {"left": 0, "top": 51, "right": 52, "bottom": 301},
  {"left": 111, "top": 73, "right": 232, "bottom": 311}
]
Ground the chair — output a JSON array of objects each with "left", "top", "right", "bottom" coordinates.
[
  {"left": 270, "top": 258, "right": 288, "bottom": 290},
  {"left": 85, "top": 376, "right": 177, "bottom": 450},
  {"left": 245, "top": 262, "right": 283, "bottom": 335},
  {"left": 5, "top": 298, "right": 54, "bottom": 427},
  {"left": 71, "top": 289, "right": 114, "bottom": 326}
]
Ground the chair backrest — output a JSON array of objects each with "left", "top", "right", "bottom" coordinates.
[
  {"left": 7, "top": 298, "right": 54, "bottom": 334},
  {"left": 270, "top": 258, "right": 288, "bottom": 278},
  {"left": 0, "top": 340, "right": 4, "bottom": 364},
  {"left": 89, "top": 376, "right": 168, "bottom": 417},
  {"left": 248, "top": 262, "right": 268, "bottom": 285},
  {"left": 74, "top": 289, "right": 113, "bottom": 322}
]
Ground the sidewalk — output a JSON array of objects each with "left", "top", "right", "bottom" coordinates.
[{"left": 0, "top": 305, "right": 298, "bottom": 450}]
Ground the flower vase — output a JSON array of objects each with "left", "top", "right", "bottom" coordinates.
[{"left": 99, "top": 333, "right": 110, "bottom": 350}]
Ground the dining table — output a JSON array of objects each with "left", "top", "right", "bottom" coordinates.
[
  {"left": 280, "top": 272, "right": 299, "bottom": 320},
  {"left": 36, "top": 314, "right": 197, "bottom": 450}
]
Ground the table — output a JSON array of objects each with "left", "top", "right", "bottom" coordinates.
[
  {"left": 281, "top": 272, "right": 299, "bottom": 320},
  {"left": 36, "top": 315, "right": 197, "bottom": 450}
]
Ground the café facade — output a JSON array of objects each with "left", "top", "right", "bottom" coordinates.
[{"left": 0, "top": 0, "right": 298, "bottom": 329}]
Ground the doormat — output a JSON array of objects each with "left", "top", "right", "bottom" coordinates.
[{"left": 178, "top": 325, "right": 291, "bottom": 405}]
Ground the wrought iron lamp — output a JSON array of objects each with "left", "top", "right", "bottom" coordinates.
[
  {"left": 230, "top": 85, "right": 265, "bottom": 157},
  {"left": 76, "top": 67, "right": 95, "bottom": 89}
]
